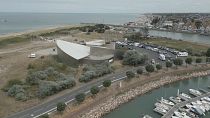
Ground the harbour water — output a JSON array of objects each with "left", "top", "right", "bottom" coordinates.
[
  {"left": 149, "top": 30, "right": 210, "bottom": 45},
  {"left": 0, "top": 12, "right": 140, "bottom": 35},
  {"left": 104, "top": 75, "right": 210, "bottom": 118}
]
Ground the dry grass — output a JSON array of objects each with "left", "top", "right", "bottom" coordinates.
[{"left": 143, "top": 38, "right": 209, "bottom": 54}]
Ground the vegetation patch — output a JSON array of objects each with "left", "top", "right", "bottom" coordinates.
[{"left": 0, "top": 36, "right": 29, "bottom": 48}]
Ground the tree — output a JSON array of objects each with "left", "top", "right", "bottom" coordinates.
[
  {"left": 136, "top": 68, "right": 143, "bottom": 74},
  {"left": 206, "top": 48, "right": 210, "bottom": 57},
  {"left": 166, "top": 61, "right": 173, "bottom": 68},
  {"left": 115, "top": 50, "right": 125, "bottom": 60},
  {"left": 196, "top": 58, "right": 202, "bottom": 63},
  {"left": 173, "top": 58, "right": 183, "bottom": 68},
  {"left": 90, "top": 86, "right": 100, "bottom": 95},
  {"left": 75, "top": 93, "right": 86, "bottom": 103},
  {"left": 126, "top": 71, "right": 135, "bottom": 79},
  {"left": 57, "top": 102, "right": 66, "bottom": 112},
  {"left": 145, "top": 65, "right": 155, "bottom": 73},
  {"left": 123, "top": 50, "right": 147, "bottom": 66},
  {"left": 38, "top": 114, "right": 49, "bottom": 118},
  {"left": 103, "top": 80, "right": 112, "bottom": 88},
  {"left": 206, "top": 57, "right": 210, "bottom": 63},
  {"left": 185, "top": 57, "right": 193, "bottom": 66},
  {"left": 156, "top": 64, "right": 162, "bottom": 70}
]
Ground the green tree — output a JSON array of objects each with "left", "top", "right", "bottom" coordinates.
[
  {"left": 156, "top": 64, "right": 162, "bottom": 70},
  {"left": 123, "top": 50, "right": 147, "bottom": 66},
  {"left": 196, "top": 58, "right": 202, "bottom": 63},
  {"left": 102, "top": 80, "right": 112, "bottom": 88},
  {"left": 173, "top": 58, "right": 183, "bottom": 68},
  {"left": 115, "top": 50, "right": 125, "bottom": 60},
  {"left": 185, "top": 57, "right": 193, "bottom": 67},
  {"left": 145, "top": 65, "right": 155, "bottom": 73},
  {"left": 206, "top": 57, "right": 210, "bottom": 63},
  {"left": 206, "top": 48, "right": 210, "bottom": 57},
  {"left": 166, "top": 61, "right": 173, "bottom": 68},
  {"left": 136, "top": 68, "right": 143, "bottom": 74},
  {"left": 57, "top": 102, "right": 66, "bottom": 112},
  {"left": 90, "top": 86, "right": 100, "bottom": 95},
  {"left": 75, "top": 93, "right": 86, "bottom": 103},
  {"left": 126, "top": 71, "right": 135, "bottom": 80}
]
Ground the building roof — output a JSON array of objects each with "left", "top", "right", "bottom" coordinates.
[
  {"left": 86, "top": 40, "right": 105, "bottom": 46},
  {"left": 56, "top": 40, "right": 90, "bottom": 60}
]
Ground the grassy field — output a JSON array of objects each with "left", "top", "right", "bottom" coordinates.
[
  {"left": 0, "top": 36, "right": 30, "bottom": 48},
  {"left": 143, "top": 38, "right": 209, "bottom": 55}
]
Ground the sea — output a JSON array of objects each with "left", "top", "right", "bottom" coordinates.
[{"left": 0, "top": 12, "right": 140, "bottom": 35}]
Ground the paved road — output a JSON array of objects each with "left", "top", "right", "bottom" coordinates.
[{"left": 6, "top": 67, "right": 138, "bottom": 118}]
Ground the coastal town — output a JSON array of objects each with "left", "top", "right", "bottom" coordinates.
[{"left": 0, "top": 1, "right": 210, "bottom": 118}]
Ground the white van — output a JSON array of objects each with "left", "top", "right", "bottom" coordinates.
[
  {"left": 28, "top": 53, "right": 36, "bottom": 58},
  {"left": 159, "top": 54, "right": 166, "bottom": 61},
  {"left": 177, "top": 52, "right": 188, "bottom": 57}
]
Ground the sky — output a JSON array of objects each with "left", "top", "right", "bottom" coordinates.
[{"left": 0, "top": 0, "right": 210, "bottom": 13}]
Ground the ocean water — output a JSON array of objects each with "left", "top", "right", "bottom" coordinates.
[{"left": 0, "top": 12, "right": 140, "bottom": 35}]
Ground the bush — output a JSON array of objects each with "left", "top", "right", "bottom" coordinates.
[
  {"left": 26, "top": 71, "right": 48, "bottom": 85},
  {"left": 206, "top": 48, "right": 210, "bottom": 57},
  {"left": 79, "top": 71, "right": 96, "bottom": 83},
  {"left": 126, "top": 71, "right": 135, "bottom": 79},
  {"left": 166, "top": 61, "right": 173, "bottom": 68},
  {"left": 103, "top": 80, "right": 112, "bottom": 88},
  {"left": 8, "top": 85, "right": 25, "bottom": 97},
  {"left": 15, "top": 92, "right": 27, "bottom": 101},
  {"left": 38, "top": 81, "right": 59, "bottom": 98},
  {"left": 196, "top": 58, "right": 202, "bottom": 63},
  {"left": 145, "top": 65, "right": 155, "bottom": 73},
  {"left": 115, "top": 50, "right": 125, "bottom": 60},
  {"left": 57, "top": 102, "right": 66, "bottom": 112},
  {"left": 156, "top": 64, "right": 162, "bottom": 70},
  {"left": 57, "top": 79, "right": 76, "bottom": 90},
  {"left": 75, "top": 93, "right": 86, "bottom": 103},
  {"left": 123, "top": 50, "right": 147, "bottom": 66},
  {"left": 185, "top": 57, "right": 193, "bottom": 65},
  {"left": 136, "top": 68, "right": 143, "bottom": 74},
  {"left": 206, "top": 57, "right": 210, "bottom": 63},
  {"left": 173, "top": 58, "right": 183, "bottom": 66},
  {"left": 6, "top": 79, "right": 23, "bottom": 88},
  {"left": 90, "top": 86, "right": 100, "bottom": 95}
]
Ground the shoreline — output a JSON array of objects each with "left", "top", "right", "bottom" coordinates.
[
  {"left": 0, "top": 24, "right": 82, "bottom": 39},
  {"left": 80, "top": 68, "right": 210, "bottom": 118}
]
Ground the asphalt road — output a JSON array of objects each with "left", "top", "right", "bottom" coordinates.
[{"left": 7, "top": 67, "right": 137, "bottom": 118}]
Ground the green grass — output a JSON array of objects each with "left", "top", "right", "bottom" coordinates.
[{"left": 0, "top": 36, "right": 29, "bottom": 48}]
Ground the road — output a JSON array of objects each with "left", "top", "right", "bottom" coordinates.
[{"left": 6, "top": 67, "right": 137, "bottom": 118}]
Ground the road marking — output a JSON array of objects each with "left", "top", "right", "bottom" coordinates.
[{"left": 33, "top": 76, "right": 127, "bottom": 118}]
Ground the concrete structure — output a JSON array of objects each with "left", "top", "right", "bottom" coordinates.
[{"left": 56, "top": 40, "right": 114, "bottom": 66}]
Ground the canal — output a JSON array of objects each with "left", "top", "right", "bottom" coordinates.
[
  {"left": 104, "top": 75, "right": 210, "bottom": 118},
  {"left": 149, "top": 30, "right": 210, "bottom": 45}
]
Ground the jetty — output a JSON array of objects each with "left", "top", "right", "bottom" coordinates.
[{"left": 161, "top": 92, "right": 210, "bottom": 118}]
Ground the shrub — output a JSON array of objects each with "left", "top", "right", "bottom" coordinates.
[
  {"left": 136, "top": 68, "right": 143, "bottom": 74},
  {"left": 8, "top": 85, "right": 25, "bottom": 97},
  {"left": 75, "top": 93, "right": 86, "bottom": 103},
  {"left": 90, "top": 86, "right": 100, "bottom": 95},
  {"left": 196, "top": 58, "right": 202, "bottom": 63},
  {"left": 206, "top": 57, "right": 210, "bottom": 63},
  {"left": 57, "top": 102, "right": 66, "bottom": 112},
  {"left": 123, "top": 50, "right": 147, "bottom": 66},
  {"left": 15, "top": 92, "right": 27, "bottom": 101},
  {"left": 6, "top": 79, "right": 22, "bottom": 88},
  {"left": 103, "top": 80, "right": 112, "bottom": 88},
  {"left": 206, "top": 48, "right": 210, "bottom": 57},
  {"left": 126, "top": 71, "right": 135, "bottom": 79},
  {"left": 156, "top": 64, "right": 162, "bottom": 70},
  {"left": 79, "top": 71, "right": 96, "bottom": 83},
  {"left": 26, "top": 71, "right": 48, "bottom": 85},
  {"left": 173, "top": 58, "right": 183, "bottom": 66},
  {"left": 38, "top": 81, "right": 59, "bottom": 98},
  {"left": 57, "top": 79, "right": 76, "bottom": 90},
  {"left": 115, "top": 50, "right": 125, "bottom": 60},
  {"left": 166, "top": 61, "right": 173, "bottom": 68},
  {"left": 145, "top": 65, "right": 155, "bottom": 73},
  {"left": 185, "top": 57, "right": 193, "bottom": 65}
]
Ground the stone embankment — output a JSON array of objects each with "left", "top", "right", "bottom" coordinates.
[{"left": 80, "top": 70, "right": 210, "bottom": 118}]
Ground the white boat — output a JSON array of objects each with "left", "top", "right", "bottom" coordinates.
[
  {"left": 180, "top": 93, "right": 191, "bottom": 99},
  {"left": 189, "top": 89, "right": 202, "bottom": 96},
  {"left": 155, "top": 102, "right": 170, "bottom": 111},
  {"left": 169, "top": 96, "right": 182, "bottom": 103},
  {"left": 160, "top": 97, "right": 175, "bottom": 106},
  {"left": 143, "top": 115, "right": 152, "bottom": 118},
  {"left": 171, "top": 116, "right": 179, "bottom": 118},
  {"left": 154, "top": 107, "right": 167, "bottom": 114},
  {"left": 174, "top": 111, "right": 183, "bottom": 117},
  {"left": 202, "top": 97, "right": 210, "bottom": 102}
]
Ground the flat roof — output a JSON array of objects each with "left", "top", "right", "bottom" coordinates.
[
  {"left": 86, "top": 40, "right": 105, "bottom": 46},
  {"left": 56, "top": 40, "right": 90, "bottom": 60}
]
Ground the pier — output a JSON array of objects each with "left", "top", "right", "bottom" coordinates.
[{"left": 161, "top": 92, "right": 210, "bottom": 118}]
